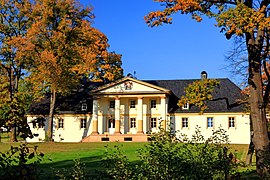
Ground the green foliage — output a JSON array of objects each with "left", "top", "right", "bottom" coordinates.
[
  {"left": 0, "top": 143, "right": 44, "bottom": 179},
  {"left": 55, "top": 158, "right": 86, "bottom": 180},
  {"left": 178, "top": 79, "right": 220, "bottom": 113},
  {"left": 0, "top": 92, "right": 33, "bottom": 140},
  {"left": 100, "top": 144, "right": 133, "bottom": 180},
  {"left": 100, "top": 126, "right": 240, "bottom": 179}
]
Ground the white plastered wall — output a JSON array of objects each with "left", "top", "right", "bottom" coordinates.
[
  {"left": 26, "top": 114, "right": 93, "bottom": 142},
  {"left": 173, "top": 113, "right": 251, "bottom": 144}
]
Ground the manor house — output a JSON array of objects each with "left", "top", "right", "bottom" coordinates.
[{"left": 26, "top": 71, "right": 250, "bottom": 144}]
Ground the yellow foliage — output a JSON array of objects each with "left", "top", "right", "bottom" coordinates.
[{"left": 178, "top": 79, "right": 220, "bottom": 113}]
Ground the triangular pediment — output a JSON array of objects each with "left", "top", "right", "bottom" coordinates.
[{"left": 92, "top": 77, "right": 171, "bottom": 95}]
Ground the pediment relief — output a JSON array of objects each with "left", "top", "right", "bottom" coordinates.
[
  {"left": 93, "top": 77, "right": 170, "bottom": 94},
  {"left": 100, "top": 81, "right": 160, "bottom": 93}
]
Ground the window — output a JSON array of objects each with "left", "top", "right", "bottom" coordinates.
[
  {"left": 207, "top": 117, "right": 214, "bottom": 128},
  {"left": 182, "top": 117, "right": 188, "bottom": 128},
  {"left": 38, "top": 121, "right": 44, "bottom": 128},
  {"left": 130, "top": 100, "right": 136, "bottom": 108},
  {"left": 150, "top": 118, "right": 157, "bottom": 128},
  {"left": 182, "top": 103, "right": 189, "bottom": 110},
  {"left": 58, "top": 119, "right": 64, "bottom": 129},
  {"left": 80, "top": 119, "right": 87, "bottom": 129},
  {"left": 32, "top": 121, "right": 37, "bottom": 128},
  {"left": 229, "top": 117, "right": 235, "bottom": 128},
  {"left": 82, "top": 103, "right": 87, "bottom": 111},
  {"left": 108, "top": 118, "right": 115, "bottom": 128},
  {"left": 109, "top": 100, "right": 115, "bottom": 108},
  {"left": 32, "top": 118, "right": 45, "bottom": 129},
  {"left": 150, "top": 100, "right": 157, "bottom": 108},
  {"left": 130, "top": 118, "right": 136, "bottom": 128}
]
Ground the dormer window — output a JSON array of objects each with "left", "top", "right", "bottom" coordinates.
[
  {"left": 182, "top": 103, "right": 189, "bottom": 110},
  {"left": 82, "top": 103, "right": 87, "bottom": 111}
]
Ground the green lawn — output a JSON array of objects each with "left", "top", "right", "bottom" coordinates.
[
  {"left": 0, "top": 132, "right": 10, "bottom": 143},
  {"left": 0, "top": 142, "right": 147, "bottom": 179},
  {"left": 0, "top": 140, "right": 257, "bottom": 179}
]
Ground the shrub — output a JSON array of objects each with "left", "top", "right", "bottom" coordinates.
[
  {"left": 55, "top": 158, "right": 87, "bottom": 180},
  {"left": 100, "top": 126, "right": 239, "bottom": 180},
  {"left": 100, "top": 144, "right": 133, "bottom": 180},
  {"left": 0, "top": 143, "right": 44, "bottom": 180}
]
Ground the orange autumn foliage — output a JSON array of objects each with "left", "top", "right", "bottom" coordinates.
[
  {"left": 8, "top": 0, "right": 123, "bottom": 141},
  {"left": 14, "top": 0, "right": 123, "bottom": 96},
  {"left": 0, "top": 0, "right": 34, "bottom": 141}
]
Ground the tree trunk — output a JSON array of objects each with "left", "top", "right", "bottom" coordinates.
[
  {"left": 9, "top": 67, "right": 18, "bottom": 142},
  {"left": 10, "top": 127, "right": 17, "bottom": 142},
  {"left": 248, "top": 51, "right": 270, "bottom": 177},
  {"left": 47, "top": 89, "right": 56, "bottom": 141},
  {"left": 245, "top": 139, "right": 254, "bottom": 166}
]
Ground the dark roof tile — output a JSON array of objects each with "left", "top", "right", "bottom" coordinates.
[
  {"left": 144, "top": 78, "right": 245, "bottom": 113},
  {"left": 28, "top": 78, "right": 245, "bottom": 115}
]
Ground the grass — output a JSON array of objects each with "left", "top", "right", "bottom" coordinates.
[
  {"left": 0, "top": 134, "right": 257, "bottom": 179},
  {"left": 0, "top": 141, "right": 147, "bottom": 179},
  {"left": 0, "top": 131, "right": 10, "bottom": 143}
]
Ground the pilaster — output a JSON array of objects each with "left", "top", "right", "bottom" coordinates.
[
  {"left": 91, "top": 99, "right": 99, "bottom": 134},
  {"left": 114, "top": 97, "right": 121, "bottom": 134},
  {"left": 160, "top": 96, "right": 167, "bottom": 130},
  {"left": 137, "top": 96, "right": 144, "bottom": 134}
]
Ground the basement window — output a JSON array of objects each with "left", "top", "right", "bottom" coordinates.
[
  {"left": 124, "top": 137, "right": 132, "bottom": 142},
  {"left": 101, "top": 137, "right": 109, "bottom": 141}
]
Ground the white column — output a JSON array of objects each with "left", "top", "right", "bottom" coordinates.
[
  {"left": 114, "top": 97, "right": 121, "bottom": 134},
  {"left": 160, "top": 96, "right": 167, "bottom": 130},
  {"left": 137, "top": 96, "right": 143, "bottom": 134},
  {"left": 91, "top": 99, "right": 99, "bottom": 134}
]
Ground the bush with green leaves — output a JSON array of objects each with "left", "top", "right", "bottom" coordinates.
[
  {"left": 0, "top": 143, "right": 44, "bottom": 180},
  {"left": 100, "top": 144, "right": 134, "bottom": 180},
  {"left": 55, "top": 158, "right": 87, "bottom": 180},
  {"left": 100, "top": 126, "right": 240, "bottom": 180}
]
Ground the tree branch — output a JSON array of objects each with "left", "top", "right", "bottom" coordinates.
[
  {"left": 207, "top": 0, "right": 237, "bottom": 5},
  {"left": 211, "top": 97, "right": 248, "bottom": 110}
]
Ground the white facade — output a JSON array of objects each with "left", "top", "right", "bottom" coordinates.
[
  {"left": 26, "top": 77, "right": 251, "bottom": 144},
  {"left": 26, "top": 114, "right": 92, "bottom": 142},
  {"left": 172, "top": 113, "right": 250, "bottom": 143}
]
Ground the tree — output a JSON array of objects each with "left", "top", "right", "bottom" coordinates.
[
  {"left": 0, "top": 0, "right": 33, "bottom": 142},
  {"left": 178, "top": 78, "right": 220, "bottom": 114},
  {"left": 145, "top": 0, "right": 270, "bottom": 177},
  {"left": 17, "top": 0, "right": 123, "bottom": 141}
]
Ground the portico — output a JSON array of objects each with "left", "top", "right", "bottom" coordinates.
[
  {"left": 82, "top": 77, "right": 171, "bottom": 142},
  {"left": 91, "top": 94, "right": 168, "bottom": 135}
]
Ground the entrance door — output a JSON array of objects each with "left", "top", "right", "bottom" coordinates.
[{"left": 108, "top": 118, "right": 115, "bottom": 134}]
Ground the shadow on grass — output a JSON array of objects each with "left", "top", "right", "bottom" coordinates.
[
  {"left": 38, "top": 154, "right": 142, "bottom": 179},
  {"left": 38, "top": 155, "right": 102, "bottom": 179}
]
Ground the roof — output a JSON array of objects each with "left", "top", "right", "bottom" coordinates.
[
  {"left": 27, "top": 81, "right": 104, "bottom": 115},
  {"left": 144, "top": 78, "right": 245, "bottom": 113},
  {"left": 27, "top": 77, "right": 246, "bottom": 115}
]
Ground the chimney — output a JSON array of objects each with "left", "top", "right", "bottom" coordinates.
[{"left": 201, "top": 71, "right": 207, "bottom": 79}]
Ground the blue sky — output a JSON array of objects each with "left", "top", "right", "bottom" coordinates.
[{"left": 82, "top": 0, "right": 234, "bottom": 81}]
